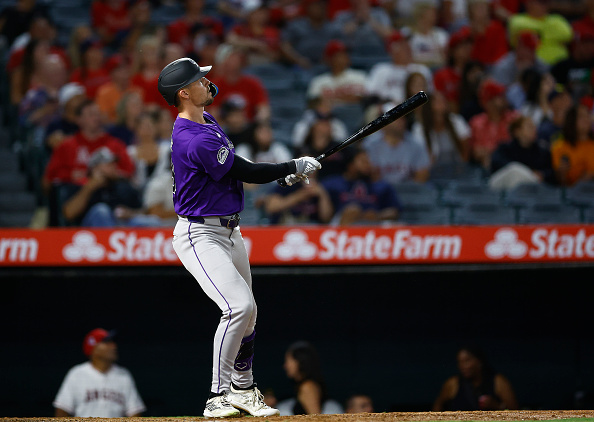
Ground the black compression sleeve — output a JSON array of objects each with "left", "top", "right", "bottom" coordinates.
[{"left": 227, "top": 154, "right": 297, "bottom": 184}]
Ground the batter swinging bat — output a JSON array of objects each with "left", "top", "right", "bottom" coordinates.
[{"left": 277, "top": 90, "right": 429, "bottom": 186}]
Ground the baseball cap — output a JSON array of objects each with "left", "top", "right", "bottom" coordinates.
[
  {"left": 449, "top": 27, "right": 473, "bottom": 50},
  {"left": 105, "top": 54, "right": 127, "bottom": 73},
  {"left": 324, "top": 40, "right": 347, "bottom": 59},
  {"left": 516, "top": 31, "right": 539, "bottom": 50},
  {"left": 58, "top": 82, "right": 86, "bottom": 106},
  {"left": 385, "top": 31, "right": 406, "bottom": 50},
  {"left": 479, "top": 79, "right": 506, "bottom": 104},
  {"left": 83, "top": 328, "right": 116, "bottom": 356}
]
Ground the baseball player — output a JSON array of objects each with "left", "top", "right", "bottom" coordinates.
[
  {"left": 53, "top": 328, "right": 146, "bottom": 417},
  {"left": 157, "top": 57, "right": 321, "bottom": 418}
]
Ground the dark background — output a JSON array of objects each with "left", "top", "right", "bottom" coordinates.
[{"left": 1, "top": 264, "right": 593, "bottom": 417}]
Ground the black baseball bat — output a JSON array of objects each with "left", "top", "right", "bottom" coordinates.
[{"left": 277, "top": 91, "right": 429, "bottom": 186}]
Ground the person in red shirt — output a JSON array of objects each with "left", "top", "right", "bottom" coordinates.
[
  {"left": 467, "top": 0, "right": 509, "bottom": 66},
  {"left": 469, "top": 79, "right": 519, "bottom": 169},
  {"left": 226, "top": 2, "right": 282, "bottom": 66},
  {"left": 43, "top": 99, "right": 134, "bottom": 189},
  {"left": 130, "top": 34, "right": 166, "bottom": 108},
  {"left": 434, "top": 26, "right": 474, "bottom": 112},
  {"left": 91, "top": 0, "right": 131, "bottom": 46},
  {"left": 209, "top": 44, "right": 270, "bottom": 123},
  {"left": 70, "top": 38, "right": 110, "bottom": 99},
  {"left": 166, "top": 0, "right": 224, "bottom": 54}
]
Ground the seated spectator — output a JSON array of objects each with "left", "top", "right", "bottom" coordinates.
[
  {"left": 18, "top": 54, "right": 66, "bottom": 145},
  {"left": 218, "top": 95, "right": 253, "bottom": 148},
  {"left": 296, "top": 110, "right": 348, "bottom": 180},
  {"left": 130, "top": 35, "right": 166, "bottom": 109},
  {"left": 433, "top": 26, "right": 474, "bottom": 113},
  {"left": 60, "top": 147, "right": 160, "bottom": 227},
  {"left": 515, "top": 70, "right": 555, "bottom": 126},
  {"left": 10, "top": 39, "right": 52, "bottom": 106},
  {"left": 53, "top": 328, "right": 145, "bottom": 417},
  {"left": 277, "top": 341, "right": 344, "bottom": 415},
  {"left": 127, "top": 112, "right": 171, "bottom": 193},
  {"left": 433, "top": 344, "right": 519, "bottom": 411},
  {"left": 330, "top": 0, "right": 392, "bottom": 56},
  {"left": 458, "top": 60, "right": 486, "bottom": 122},
  {"left": 209, "top": 44, "right": 271, "bottom": 123},
  {"left": 366, "top": 31, "right": 433, "bottom": 107},
  {"left": 508, "top": 0, "right": 573, "bottom": 66},
  {"left": 107, "top": 91, "right": 145, "bottom": 146},
  {"left": 550, "top": 20, "right": 594, "bottom": 102},
  {"left": 322, "top": 148, "right": 402, "bottom": 225},
  {"left": 119, "top": 0, "right": 165, "bottom": 57},
  {"left": 280, "top": 0, "right": 336, "bottom": 68},
  {"left": 401, "top": 1, "right": 449, "bottom": 70},
  {"left": 537, "top": 84, "right": 573, "bottom": 148},
  {"left": 404, "top": 71, "right": 430, "bottom": 127},
  {"left": 489, "top": 115, "right": 556, "bottom": 190},
  {"left": 70, "top": 38, "right": 110, "bottom": 99},
  {"left": 96, "top": 54, "right": 142, "bottom": 124},
  {"left": 155, "top": 106, "right": 174, "bottom": 144},
  {"left": 411, "top": 91, "right": 470, "bottom": 166},
  {"left": 167, "top": 0, "right": 224, "bottom": 55},
  {"left": 467, "top": 0, "right": 509, "bottom": 67},
  {"left": 66, "top": 25, "right": 93, "bottom": 69},
  {"left": 45, "top": 83, "right": 86, "bottom": 151},
  {"left": 91, "top": 0, "right": 131, "bottom": 48},
  {"left": 43, "top": 99, "right": 134, "bottom": 189},
  {"left": 306, "top": 40, "right": 367, "bottom": 110},
  {"left": 489, "top": 31, "right": 549, "bottom": 88},
  {"left": 226, "top": 1, "right": 282, "bottom": 66},
  {"left": 142, "top": 169, "right": 177, "bottom": 226},
  {"left": 364, "top": 103, "right": 431, "bottom": 185},
  {"left": 263, "top": 173, "right": 333, "bottom": 224},
  {"left": 345, "top": 394, "right": 374, "bottom": 413},
  {"left": 468, "top": 79, "right": 519, "bottom": 169},
  {"left": 292, "top": 96, "right": 348, "bottom": 150},
  {"left": 235, "top": 120, "right": 292, "bottom": 164},
  {"left": 551, "top": 103, "right": 594, "bottom": 186}
]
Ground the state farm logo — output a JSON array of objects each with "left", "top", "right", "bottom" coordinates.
[
  {"left": 62, "top": 230, "right": 178, "bottom": 262},
  {"left": 63, "top": 231, "right": 105, "bottom": 262},
  {"left": 273, "top": 230, "right": 317, "bottom": 261},
  {"left": 485, "top": 228, "right": 528, "bottom": 259}
]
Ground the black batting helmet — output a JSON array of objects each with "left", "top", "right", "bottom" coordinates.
[{"left": 158, "top": 58, "right": 212, "bottom": 106}]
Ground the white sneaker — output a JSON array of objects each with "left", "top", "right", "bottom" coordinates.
[
  {"left": 203, "top": 395, "right": 241, "bottom": 418},
  {"left": 227, "top": 384, "right": 280, "bottom": 417}
]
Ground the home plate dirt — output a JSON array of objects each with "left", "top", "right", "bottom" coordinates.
[{"left": 2, "top": 410, "right": 594, "bottom": 422}]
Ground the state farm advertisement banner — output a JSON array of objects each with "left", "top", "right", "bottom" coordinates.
[{"left": 1, "top": 225, "right": 594, "bottom": 267}]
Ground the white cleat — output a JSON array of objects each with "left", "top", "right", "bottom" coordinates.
[
  {"left": 227, "top": 384, "right": 280, "bottom": 417},
  {"left": 203, "top": 395, "right": 241, "bottom": 418}
]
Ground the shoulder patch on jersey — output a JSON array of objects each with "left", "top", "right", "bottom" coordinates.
[{"left": 217, "top": 146, "right": 229, "bottom": 164}]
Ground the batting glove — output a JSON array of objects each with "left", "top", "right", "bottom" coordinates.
[
  {"left": 293, "top": 156, "right": 321, "bottom": 176},
  {"left": 284, "top": 173, "right": 309, "bottom": 186}
]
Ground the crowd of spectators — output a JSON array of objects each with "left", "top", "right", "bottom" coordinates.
[{"left": 1, "top": 0, "right": 594, "bottom": 227}]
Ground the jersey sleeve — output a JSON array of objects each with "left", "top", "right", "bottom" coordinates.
[
  {"left": 53, "top": 368, "right": 77, "bottom": 415},
  {"left": 123, "top": 371, "right": 146, "bottom": 416},
  {"left": 187, "top": 132, "right": 235, "bottom": 182}
]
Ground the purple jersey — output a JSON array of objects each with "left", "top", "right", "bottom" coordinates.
[{"left": 171, "top": 112, "right": 244, "bottom": 217}]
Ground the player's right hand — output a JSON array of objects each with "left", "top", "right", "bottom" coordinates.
[
  {"left": 293, "top": 156, "right": 321, "bottom": 176},
  {"left": 284, "top": 173, "right": 309, "bottom": 186}
]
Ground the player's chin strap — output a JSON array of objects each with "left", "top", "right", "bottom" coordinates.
[
  {"left": 209, "top": 82, "right": 219, "bottom": 98},
  {"left": 233, "top": 330, "right": 255, "bottom": 372}
]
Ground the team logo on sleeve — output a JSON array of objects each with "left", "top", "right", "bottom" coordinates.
[{"left": 217, "top": 146, "right": 229, "bottom": 164}]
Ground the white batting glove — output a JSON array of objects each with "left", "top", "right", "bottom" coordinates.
[
  {"left": 293, "top": 156, "right": 321, "bottom": 176},
  {"left": 284, "top": 173, "right": 310, "bottom": 186}
]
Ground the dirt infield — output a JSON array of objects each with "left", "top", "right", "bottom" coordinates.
[{"left": 2, "top": 410, "right": 594, "bottom": 422}]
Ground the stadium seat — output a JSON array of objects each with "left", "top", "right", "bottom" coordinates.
[
  {"left": 440, "top": 181, "right": 502, "bottom": 208},
  {"left": 0, "top": 211, "right": 34, "bottom": 227},
  {"left": 565, "top": 181, "right": 594, "bottom": 208},
  {"left": 452, "top": 203, "right": 516, "bottom": 225},
  {"left": 0, "top": 173, "right": 27, "bottom": 192},
  {"left": 0, "top": 192, "right": 36, "bottom": 213},
  {"left": 429, "top": 162, "right": 485, "bottom": 190},
  {"left": 392, "top": 182, "right": 439, "bottom": 211},
  {"left": 518, "top": 203, "right": 582, "bottom": 224},
  {"left": 504, "top": 183, "right": 564, "bottom": 208},
  {"left": 399, "top": 207, "right": 450, "bottom": 225}
]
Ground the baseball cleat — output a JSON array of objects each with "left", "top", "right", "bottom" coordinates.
[
  {"left": 227, "top": 384, "right": 280, "bottom": 417},
  {"left": 203, "top": 395, "right": 241, "bottom": 418}
]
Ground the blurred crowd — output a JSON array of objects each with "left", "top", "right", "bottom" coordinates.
[{"left": 1, "top": 0, "right": 594, "bottom": 227}]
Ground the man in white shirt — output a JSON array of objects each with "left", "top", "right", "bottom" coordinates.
[
  {"left": 53, "top": 328, "right": 146, "bottom": 417},
  {"left": 366, "top": 31, "right": 433, "bottom": 104}
]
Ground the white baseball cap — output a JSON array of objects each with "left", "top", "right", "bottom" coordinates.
[{"left": 59, "top": 82, "right": 86, "bottom": 106}]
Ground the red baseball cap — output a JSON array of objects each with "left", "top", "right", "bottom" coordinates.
[
  {"left": 479, "top": 79, "right": 506, "bottom": 104},
  {"left": 324, "top": 40, "right": 347, "bottom": 59},
  {"left": 517, "top": 31, "right": 539, "bottom": 50},
  {"left": 83, "top": 328, "right": 115, "bottom": 356},
  {"left": 449, "top": 27, "right": 473, "bottom": 50},
  {"left": 385, "top": 31, "right": 406, "bottom": 50},
  {"left": 105, "top": 54, "right": 126, "bottom": 73}
]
